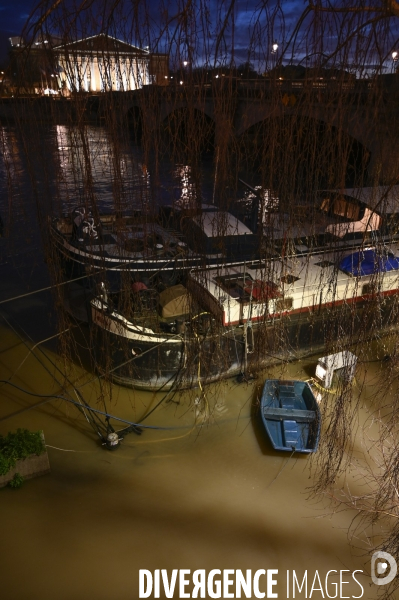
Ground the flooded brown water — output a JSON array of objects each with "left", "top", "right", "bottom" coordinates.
[
  {"left": 0, "top": 122, "right": 395, "bottom": 599},
  {"left": 0, "top": 321, "right": 393, "bottom": 600}
]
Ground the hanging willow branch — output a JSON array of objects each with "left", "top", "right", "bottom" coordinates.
[
  {"left": 309, "top": 0, "right": 399, "bottom": 17},
  {"left": 3, "top": 1, "right": 399, "bottom": 594}
]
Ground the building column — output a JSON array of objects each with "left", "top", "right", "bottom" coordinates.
[
  {"left": 83, "top": 58, "right": 88, "bottom": 92},
  {"left": 129, "top": 59, "right": 135, "bottom": 90},
  {"left": 121, "top": 58, "right": 127, "bottom": 91},
  {"left": 90, "top": 57, "right": 96, "bottom": 92},
  {"left": 74, "top": 55, "right": 81, "bottom": 91},
  {"left": 98, "top": 59, "right": 104, "bottom": 91},
  {"left": 111, "top": 57, "right": 118, "bottom": 91}
]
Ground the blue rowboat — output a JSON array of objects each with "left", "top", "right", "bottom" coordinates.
[{"left": 260, "top": 380, "right": 321, "bottom": 453}]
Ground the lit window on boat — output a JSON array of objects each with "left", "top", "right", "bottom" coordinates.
[
  {"left": 319, "top": 197, "right": 331, "bottom": 212},
  {"left": 319, "top": 195, "right": 361, "bottom": 220}
]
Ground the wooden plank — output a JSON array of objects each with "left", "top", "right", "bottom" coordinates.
[{"left": 263, "top": 407, "right": 316, "bottom": 422}]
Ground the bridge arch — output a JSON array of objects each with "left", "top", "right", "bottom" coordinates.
[
  {"left": 107, "top": 86, "right": 398, "bottom": 184},
  {"left": 159, "top": 106, "right": 216, "bottom": 156},
  {"left": 238, "top": 112, "right": 370, "bottom": 191},
  {"left": 126, "top": 105, "right": 144, "bottom": 142}
]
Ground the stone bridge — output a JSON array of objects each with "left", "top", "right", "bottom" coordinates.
[
  {"left": 1, "top": 77, "right": 399, "bottom": 183},
  {"left": 104, "top": 78, "right": 399, "bottom": 184}
]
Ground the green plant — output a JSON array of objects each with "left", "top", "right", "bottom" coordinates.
[
  {"left": 0, "top": 429, "right": 45, "bottom": 476},
  {"left": 8, "top": 473, "right": 24, "bottom": 489}
]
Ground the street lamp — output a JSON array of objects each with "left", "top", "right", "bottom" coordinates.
[{"left": 272, "top": 41, "right": 279, "bottom": 54}]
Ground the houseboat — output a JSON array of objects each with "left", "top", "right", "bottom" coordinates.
[
  {"left": 51, "top": 186, "right": 399, "bottom": 285},
  {"left": 49, "top": 204, "right": 261, "bottom": 284},
  {"left": 89, "top": 244, "right": 399, "bottom": 390}
]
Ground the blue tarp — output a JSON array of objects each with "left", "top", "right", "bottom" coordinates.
[{"left": 339, "top": 249, "right": 399, "bottom": 277}]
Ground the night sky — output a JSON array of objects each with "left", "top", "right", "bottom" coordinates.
[
  {"left": 1, "top": 1, "right": 398, "bottom": 72},
  {"left": 0, "top": 0, "right": 304, "bottom": 67},
  {"left": 0, "top": 0, "right": 36, "bottom": 63}
]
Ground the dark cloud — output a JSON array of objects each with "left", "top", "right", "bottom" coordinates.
[
  {"left": 0, "top": 0, "right": 38, "bottom": 61},
  {"left": 0, "top": 0, "right": 37, "bottom": 34},
  {"left": 0, "top": 1, "right": 307, "bottom": 68}
]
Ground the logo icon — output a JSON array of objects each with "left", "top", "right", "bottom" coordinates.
[{"left": 371, "top": 551, "right": 397, "bottom": 585}]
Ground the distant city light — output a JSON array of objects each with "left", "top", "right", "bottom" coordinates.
[
  {"left": 179, "top": 80, "right": 183, "bottom": 85},
  {"left": 183, "top": 61, "right": 188, "bottom": 66},
  {"left": 272, "top": 41, "right": 279, "bottom": 54}
]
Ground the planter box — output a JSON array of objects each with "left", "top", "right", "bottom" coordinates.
[{"left": 0, "top": 432, "right": 50, "bottom": 488}]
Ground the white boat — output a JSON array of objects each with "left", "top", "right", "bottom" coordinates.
[
  {"left": 50, "top": 186, "right": 399, "bottom": 286},
  {"left": 89, "top": 244, "right": 399, "bottom": 390},
  {"left": 49, "top": 205, "right": 262, "bottom": 283}
]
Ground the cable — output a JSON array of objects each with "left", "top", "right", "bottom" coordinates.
[
  {"left": 0, "top": 272, "right": 90, "bottom": 306},
  {"left": 46, "top": 445, "right": 82, "bottom": 452},
  {"left": 307, "top": 377, "right": 338, "bottom": 395},
  {"left": 0, "top": 398, "right": 55, "bottom": 422},
  {"left": 0, "top": 246, "right": 187, "bottom": 308},
  {"left": 0, "top": 379, "right": 187, "bottom": 431},
  {"left": 0, "top": 309, "right": 189, "bottom": 436},
  {"left": 0, "top": 313, "right": 108, "bottom": 440},
  {"left": 0, "top": 327, "right": 76, "bottom": 385}
]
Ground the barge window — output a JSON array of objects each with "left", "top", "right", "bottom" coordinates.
[
  {"left": 333, "top": 198, "right": 360, "bottom": 220},
  {"left": 319, "top": 197, "right": 331, "bottom": 212},
  {"left": 280, "top": 275, "right": 299, "bottom": 284},
  {"left": 315, "top": 260, "right": 335, "bottom": 268},
  {"left": 215, "top": 274, "right": 281, "bottom": 302},
  {"left": 215, "top": 274, "right": 254, "bottom": 301},
  {"left": 319, "top": 195, "right": 361, "bottom": 220},
  {"left": 275, "top": 297, "right": 293, "bottom": 311},
  {"left": 362, "top": 283, "right": 377, "bottom": 295}
]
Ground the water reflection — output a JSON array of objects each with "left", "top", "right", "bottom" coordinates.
[
  {"left": 0, "top": 126, "right": 26, "bottom": 227},
  {"left": 54, "top": 125, "right": 151, "bottom": 213},
  {"left": 173, "top": 164, "right": 199, "bottom": 206},
  {"left": 1, "top": 123, "right": 220, "bottom": 231}
]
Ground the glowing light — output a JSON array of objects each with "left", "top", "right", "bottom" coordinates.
[{"left": 315, "top": 364, "right": 327, "bottom": 381}]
